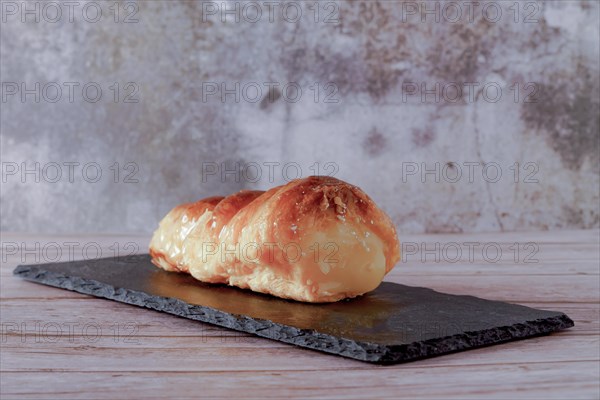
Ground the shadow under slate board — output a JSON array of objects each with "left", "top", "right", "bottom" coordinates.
[{"left": 13, "top": 254, "right": 573, "bottom": 364}]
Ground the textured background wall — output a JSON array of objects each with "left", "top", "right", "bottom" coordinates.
[{"left": 1, "top": 0, "right": 599, "bottom": 234}]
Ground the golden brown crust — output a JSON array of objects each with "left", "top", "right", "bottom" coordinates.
[
  {"left": 149, "top": 196, "right": 224, "bottom": 273},
  {"left": 150, "top": 176, "right": 400, "bottom": 302},
  {"left": 206, "top": 190, "right": 265, "bottom": 239},
  {"left": 262, "top": 176, "right": 399, "bottom": 273}
]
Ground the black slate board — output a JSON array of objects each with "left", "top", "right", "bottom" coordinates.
[{"left": 13, "top": 254, "right": 573, "bottom": 364}]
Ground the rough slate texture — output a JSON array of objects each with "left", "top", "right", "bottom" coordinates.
[{"left": 13, "top": 255, "right": 574, "bottom": 364}]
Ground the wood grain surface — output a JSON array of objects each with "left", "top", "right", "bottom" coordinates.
[{"left": 1, "top": 230, "right": 599, "bottom": 399}]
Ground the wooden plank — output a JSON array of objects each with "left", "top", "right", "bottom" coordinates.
[
  {"left": 1, "top": 230, "right": 598, "bottom": 399},
  {"left": 0, "top": 362, "right": 598, "bottom": 400}
]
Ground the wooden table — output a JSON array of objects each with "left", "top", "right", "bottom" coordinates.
[{"left": 1, "top": 230, "right": 599, "bottom": 399}]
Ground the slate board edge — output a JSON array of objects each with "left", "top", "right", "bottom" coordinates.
[{"left": 13, "top": 264, "right": 574, "bottom": 365}]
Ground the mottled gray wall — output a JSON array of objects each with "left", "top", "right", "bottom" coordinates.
[{"left": 1, "top": 0, "right": 599, "bottom": 234}]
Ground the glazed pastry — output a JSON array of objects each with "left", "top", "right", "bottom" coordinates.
[{"left": 149, "top": 176, "right": 400, "bottom": 302}]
